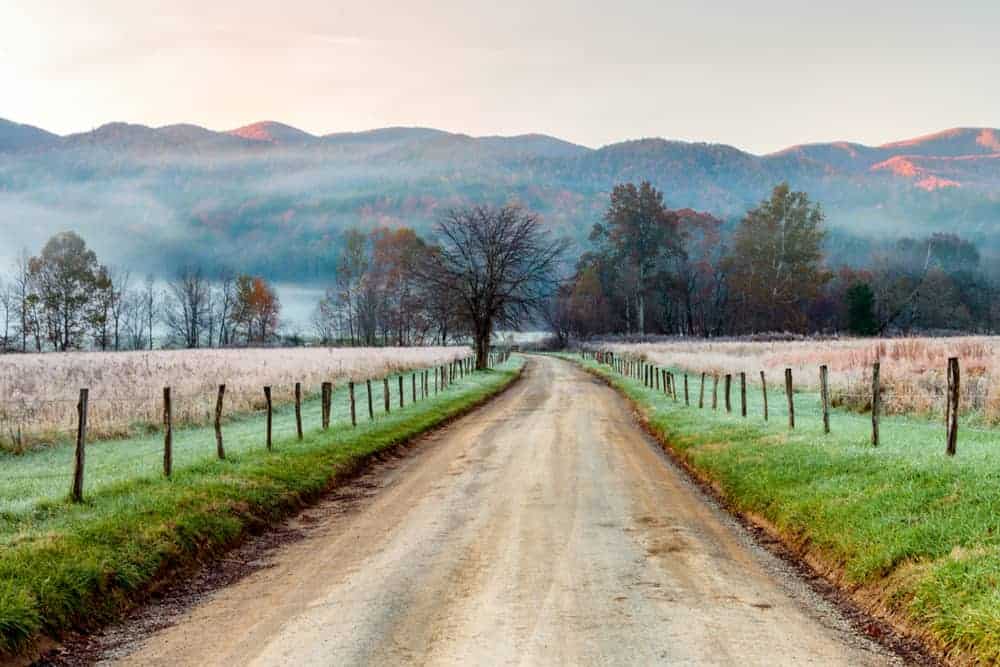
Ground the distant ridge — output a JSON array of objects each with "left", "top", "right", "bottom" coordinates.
[
  {"left": 3, "top": 116, "right": 1000, "bottom": 283},
  {"left": 227, "top": 121, "right": 317, "bottom": 144}
]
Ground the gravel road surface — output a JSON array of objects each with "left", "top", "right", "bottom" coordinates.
[{"left": 104, "top": 355, "right": 903, "bottom": 666}]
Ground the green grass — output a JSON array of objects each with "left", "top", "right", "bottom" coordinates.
[
  {"left": 0, "top": 357, "right": 524, "bottom": 657},
  {"left": 562, "top": 353, "right": 1000, "bottom": 663}
]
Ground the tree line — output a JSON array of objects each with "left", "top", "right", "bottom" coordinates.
[
  {"left": 548, "top": 181, "right": 1000, "bottom": 341},
  {"left": 0, "top": 231, "right": 283, "bottom": 352},
  {"left": 6, "top": 183, "right": 994, "bottom": 354}
]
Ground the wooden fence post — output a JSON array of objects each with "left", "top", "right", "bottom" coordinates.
[
  {"left": 740, "top": 372, "right": 746, "bottom": 418},
  {"left": 295, "top": 382, "right": 303, "bottom": 440},
  {"left": 761, "top": 371, "right": 768, "bottom": 421},
  {"left": 383, "top": 377, "right": 391, "bottom": 413},
  {"left": 699, "top": 372, "right": 706, "bottom": 408},
  {"left": 724, "top": 374, "right": 732, "bottom": 413},
  {"left": 784, "top": 369, "right": 794, "bottom": 430},
  {"left": 412, "top": 373, "right": 417, "bottom": 403},
  {"left": 349, "top": 381, "right": 357, "bottom": 427},
  {"left": 819, "top": 365, "right": 830, "bottom": 434},
  {"left": 871, "top": 362, "right": 880, "bottom": 447},
  {"left": 163, "top": 387, "right": 173, "bottom": 475},
  {"left": 321, "top": 382, "right": 332, "bottom": 430},
  {"left": 399, "top": 375, "right": 404, "bottom": 408},
  {"left": 946, "top": 357, "right": 959, "bottom": 456},
  {"left": 670, "top": 372, "right": 678, "bottom": 401},
  {"left": 71, "top": 388, "right": 88, "bottom": 502},
  {"left": 684, "top": 374, "right": 689, "bottom": 406},
  {"left": 655, "top": 366, "right": 660, "bottom": 390},
  {"left": 264, "top": 386, "right": 273, "bottom": 450},
  {"left": 711, "top": 375, "right": 719, "bottom": 410},
  {"left": 215, "top": 384, "right": 226, "bottom": 459}
]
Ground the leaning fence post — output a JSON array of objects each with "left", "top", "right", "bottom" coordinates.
[
  {"left": 163, "top": 387, "right": 173, "bottom": 475},
  {"left": 724, "top": 374, "right": 732, "bottom": 413},
  {"left": 215, "top": 384, "right": 226, "bottom": 459},
  {"left": 71, "top": 388, "right": 88, "bottom": 502},
  {"left": 670, "top": 372, "right": 677, "bottom": 401},
  {"left": 946, "top": 357, "right": 959, "bottom": 456},
  {"left": 784, "top": 369, "right": 794, "bottom": 430},
  {"left": 761, "top": 371, "right": 768, "bottom": 421},
  {"left": 711, "top": 375, "right": 719, "bottom": 410},
  {"left": 819, "top": 365, "right": 830, "bottom": 434},
  {"left": 367, "top": 379, "right": 374, "bottom": 420},
  {"left": 871, "top": 361, "right": 880, "bottom": 447},
  {"left": 295, "top": 382, "right": 303, "bottom": 440},
  {"left": 264, "top": 386, "right": 273, "bottom": 450}
]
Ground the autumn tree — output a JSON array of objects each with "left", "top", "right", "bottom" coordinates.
[
  {"left": 417, "top": 205, "right": 568, "bottom": 369},
  {"left": 234, "top": 275, "right": 281, "bottom": 344},
  {"left": 724, "top": 183, "right": 828, "bottom": 333}
]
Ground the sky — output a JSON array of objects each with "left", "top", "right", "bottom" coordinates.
[{"left": 1, "top": 0, "right": 998, "bottom": 154}]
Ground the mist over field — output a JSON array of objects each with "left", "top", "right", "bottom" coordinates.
[{"left": 4, "top": 119, "right": 1000, "bottom": 293}]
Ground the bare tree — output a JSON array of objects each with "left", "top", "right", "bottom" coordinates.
[
  {"left": 0, "top": 278, "right": 12, "bottom": 352},
  {"left": 417, "top": 205, "right": 568, "bottom": 369},
  {"left": 163, "top": 267, "right": 211, "bottom": 348},
  {"left": 108, "top": 267, "right": 130, "bottom": 351},
  {"left": 142, "top": 274, "right": 157, "bottom": 350}
]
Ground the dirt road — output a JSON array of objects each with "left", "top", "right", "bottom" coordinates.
[{"left": 106, "top": 355, "right": 901, "bottom": 666}]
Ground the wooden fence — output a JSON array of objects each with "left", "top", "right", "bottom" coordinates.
[
  {"left": 67, "top": 349, "right": 512, "bottom": 503},
  {"left": 578, "top": 349, "right": 963, "bottom": 459}
]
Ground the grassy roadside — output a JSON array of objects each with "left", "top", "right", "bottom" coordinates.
[
  {"left": 0, "top": 356, "right": 524, "bottom": 660},
  {"left": 561, "top": 353, "right": 1000, "bottom": 665}
]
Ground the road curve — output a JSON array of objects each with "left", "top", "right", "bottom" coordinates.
[{"left": 108, "top": 355, "right": 900, "bottom": 666}]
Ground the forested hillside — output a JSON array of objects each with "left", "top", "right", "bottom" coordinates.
[{"left": 2, "top": 119, "right": 1000, "bottom": 281}]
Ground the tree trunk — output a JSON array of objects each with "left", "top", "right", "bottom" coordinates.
[{"left": 475, "top": 325, "right": 491, "bottom": 370}]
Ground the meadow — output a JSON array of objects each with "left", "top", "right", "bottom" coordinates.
[
  {"left": 569, "top": 349, "right": 1000, "bottom": 662},
  {"left": 0, "top": 346, "right": 470, "bottom": 450}
]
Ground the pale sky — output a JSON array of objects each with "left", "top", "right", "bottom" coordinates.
[{"left": 1, "top": 0, "right": 997, "bottom": 154}]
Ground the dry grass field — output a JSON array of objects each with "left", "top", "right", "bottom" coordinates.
[
  {"left": 0, "top": 347, "right": 470, "bottom": 450},
  {"left": 592, "top": 336, "right": 1000, "bottom": 422}
]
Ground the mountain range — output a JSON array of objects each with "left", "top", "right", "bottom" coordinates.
[{"left": 2, "top": 117, "right": 999, "bottom": 281}]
